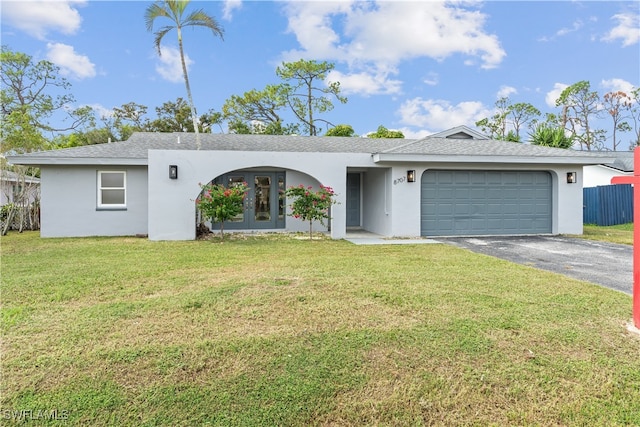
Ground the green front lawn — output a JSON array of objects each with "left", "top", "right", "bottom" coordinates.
[{"left": 1, "top": 232, "right": 639, "bottom": 425}]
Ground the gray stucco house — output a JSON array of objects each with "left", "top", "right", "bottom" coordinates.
[{"left": 7, "top": 126, "right": 614, "bottom": 240}]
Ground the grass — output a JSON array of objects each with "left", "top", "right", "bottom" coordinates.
[
  {"left": 1, "top": 231, "right": 639, "bottom": 426},
  {"left": 579, "top": 223, "right": 633, "bottom": 245}
]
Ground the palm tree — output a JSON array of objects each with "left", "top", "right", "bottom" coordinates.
[{"left": 145, "top": 0, "right": 224, "bottom": 147}]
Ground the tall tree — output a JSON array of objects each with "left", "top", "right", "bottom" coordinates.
[
  {"left": 475, "top": 97, "right": 510, "bottom": 140},
  {"left": 367, "top": 125, "right": 404, "bottom": 138},
  {"left": 275, "top": 59, "right": 347, "bottom": 136},
  {"left": 222, "top": 85, "right": 298, "bottom": 134},
  {"left": 476, "top": 97, "right": 539, "bottom": 142},
  {"left": 0, "top": 46, "right": 91, "bottom": 154},
  {"left": 111, "top": 102, "right": 151, "bottom": 141},
  {"left": 325, "top": 124, "right": 356, "bottom": 137},
  {"left": 555, "top": 80, "right": 604, "bottom": 151},
  {"left": 602, "top": 91, "right": 632, "bottom": 151},
  {"left": 508, "top": 102, "right": 541, "bottom": 140},
  {"left": 147, "top": 97, "right": 219, "bottom": 133},
  {"left": 630, "top": 87, "right": 640, "bottom": 148},
  {"left": 145, "top": 0, "right": 224, "bottom": 147}
]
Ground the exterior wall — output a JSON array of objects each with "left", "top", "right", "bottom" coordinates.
[
  {"left": 583, "top": 165, "right": 631, "bottom": 188},
  {"left": 147, "top": 150, "right": 375, "bottom": 240},
  {"left": 388, "top": 165, "right": 422, "bottom": 237},
  {"left": 40, "top": 166, "right": 148, "bottom": 237},
  {"left": 148, "top": 150, "right": 587, "bottom": 240},
  {"left": 554, "top": 167, "right": 583, "bottom": 235},
  {"left": 1, "top": 181, "right": 13, "bottom": 205}
]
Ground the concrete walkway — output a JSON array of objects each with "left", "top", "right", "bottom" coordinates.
[{"left": 345, "top": 230, "right": 440, "bottom": 245}]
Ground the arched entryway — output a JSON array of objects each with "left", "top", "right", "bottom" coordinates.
[{"left": 200, "top": 170, "right": 286, "bottom": 230}]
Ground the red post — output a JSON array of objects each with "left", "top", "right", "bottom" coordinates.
[{"left": 611, "top": 147, "right": 640, "bottom": 328}]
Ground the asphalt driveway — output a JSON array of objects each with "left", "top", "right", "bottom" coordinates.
[{"left": 438, "top": 235, "right": 633, "bottom": 295}]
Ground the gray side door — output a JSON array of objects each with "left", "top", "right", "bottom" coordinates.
[{"left": 346, "top": 173, "right": 361, "bottom": 227}]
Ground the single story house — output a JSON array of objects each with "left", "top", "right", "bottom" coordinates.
[
  {"left": 583, "top": 151, "right": 634, "bottom": 188},
  {"left": 7, "top": 126, "right": 615, "bottom": 240},
  {"left": 1, "top": 169, "right": 40, "bottom": 206}
]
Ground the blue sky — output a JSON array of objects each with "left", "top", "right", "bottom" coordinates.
[{"left": 1, "top": 0, "right": 639, "bottom": 145}]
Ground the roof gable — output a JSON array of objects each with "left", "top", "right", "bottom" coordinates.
[{"left": 427, "top": 125, "right": 488, "bottom": 140}]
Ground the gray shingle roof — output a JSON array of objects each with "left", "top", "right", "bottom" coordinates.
[
  {"left": 8, "top": 132, "right": 409, "bottom": 162},
  {"left": 602, "top": 151, "right": 635, "bottom": 172},
  {"left": 7, "top": 131, "right": 616, "bottom": 165},
  {"left": 1, "top": 170, "right": 40, "bottom": 183},
  {"left": 381, "top": 136, "right": 605, "bottom": 158}
]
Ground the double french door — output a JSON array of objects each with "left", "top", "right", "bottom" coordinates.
[{"left": 218, "top": 172, "right": 286, "bottom": 229}]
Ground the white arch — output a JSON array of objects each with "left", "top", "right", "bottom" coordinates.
[{"left": 148, "top": 150, "right": 351, "bottom": 240}]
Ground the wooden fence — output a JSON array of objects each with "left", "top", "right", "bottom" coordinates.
[{"left": 583, "top": 184, "right": 633, "bottom": 226}]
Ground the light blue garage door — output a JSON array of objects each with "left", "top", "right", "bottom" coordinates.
[{"left": 421, "top": 170, "right": 552, "bottom": 236}]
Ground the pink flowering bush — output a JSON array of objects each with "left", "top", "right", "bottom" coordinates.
[
  {"left": 285, "top": 184, "right": 337, "bottom": 240},
  {"left": 196, "top": 181, "right": 249, "bottom": 239}
]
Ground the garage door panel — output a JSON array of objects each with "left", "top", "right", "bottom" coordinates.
[
  {"left": 501, "top": 203, "right": 520, "bottom": 214},
  {"left": 421, "top": 170, "right": 552, "bottom": 236}
]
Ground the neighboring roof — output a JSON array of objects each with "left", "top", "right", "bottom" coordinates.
[
  {"left": 7, "top": 129, "right": 616, "bottom": 166},
  {"left": 597, "top": 151, "right": 635, "bottom": 172},
  {"left": 1, "top": 169, "right": 40, "bottom": 184}
]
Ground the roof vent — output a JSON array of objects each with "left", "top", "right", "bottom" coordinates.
[{"left": 177, "top": 136, "right": 181, "bottom": 144}]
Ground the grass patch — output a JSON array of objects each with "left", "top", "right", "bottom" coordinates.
[
  {"left": 2, "top": 231, "right": 639, "bottom": 425},
  {"left": 576, "top": 223, "right": 634, "bottom": 245}
]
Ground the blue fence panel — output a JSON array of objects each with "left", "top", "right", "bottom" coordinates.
[
  {"left": 583, "top": 187, "right": 599, "bottom": 225},
  {"left": 583, "top": 184, "right": 633, "bottom": 226}
]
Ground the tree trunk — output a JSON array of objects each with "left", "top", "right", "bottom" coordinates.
[
  {"left": 177, "top": 26, "right": 201, "bottom": 149},
  {"left": 17, "top": 204, "right": 24, "bottom": 233},
  {"left": 1, "top": 205, "right": 16, "bottom": 236}
]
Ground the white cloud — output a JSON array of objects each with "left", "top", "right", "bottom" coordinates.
[
  {"left": 602, "top": 13, "right": 640, "bottom": 47},
  {"left": 46, "top": 43, "right": 96, "bottom": 79},
  {"left": 281, "top": 1, "right": 505, "bottom": 97},
  {"left": 601, "top": 78, "right": 635, "bottom": 94},
  {"left": 1, "top": 1, "right": 85, "bottom": 40},
  {"left": 556, "top": 19, "right": 584, "bottom": 37},
  {"left": 327, "top": 69, "right": 402, "bottom": 96},
  {"left": 397, "top": 127, "right": 432, "bottom": 139},
  {"left": 397, "top": 98, "right": 491, "bottom": 131},
  {"left": 538, "top": 18, "right": 590, "bottom": 43},
  {"left": 287, "top": 1, "right": 506, "bottom": 68},
  {"left": 281, "top": 1, "right": 349, "bottom": 61},
  {"left": 155, "top": 46, "right": 190, "bottom": 83},
  {"left": 423, "top": 72, "right": 439, "bottom": 86},
  {"left": 497, "top": 86, "right": 517, "bottom": 99},
  {"left": 87, "top": 104, "right": 113, "bottom": 120},
  {"left": 545, "top": 83, "right": 569, "bottom": 108},
  {"left": 223, "top": 0, "right": 242, "bottom": 21}
]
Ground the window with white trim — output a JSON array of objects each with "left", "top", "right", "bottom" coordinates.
[{"left": 98, "top": 171, "right": 126, "bottom": 209}]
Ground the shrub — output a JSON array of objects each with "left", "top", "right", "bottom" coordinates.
[
  {"left": 196, "top": 182, "right": 249, "bottom": 240},
  {"left": 285, "top": 184, "right": 337, "bottom": 240}
]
